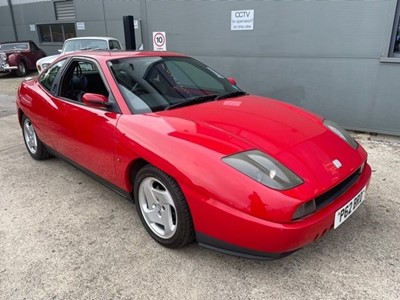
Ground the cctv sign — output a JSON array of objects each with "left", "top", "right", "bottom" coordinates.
[{"left": 231, "top": 9, "right": 254, "bottom": 31}]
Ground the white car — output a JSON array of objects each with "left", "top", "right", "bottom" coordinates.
[{"left": 36, "top": 36, "right": 122, "bottom": 72}]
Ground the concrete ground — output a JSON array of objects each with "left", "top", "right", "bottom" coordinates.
[{"left": 0, "top": 73, "right": 399, "bottom": 300}]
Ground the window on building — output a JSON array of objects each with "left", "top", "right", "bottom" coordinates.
[
  {"left": 390, "top": 2, "right": 400, "bottom": 57},
  {"left": 37, "top": 23, "right": 76, "bottom": 43}
]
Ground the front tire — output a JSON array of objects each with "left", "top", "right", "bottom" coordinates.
[
  {"left": 134, "top": 165, "right": 195, "bottom": 248},
  {"left": 22, "top": 116, "right": 51, "bottom": 160},
  {"left": 16, "top": 61, "right": 27, "bottom": 77}
]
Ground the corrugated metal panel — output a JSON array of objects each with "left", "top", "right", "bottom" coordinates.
[
  {"left": 0, "top": 0, "right": 8, "bottom": 8},
  {"left": 55, "top": 1, "right": 75, "bottom": 21}
]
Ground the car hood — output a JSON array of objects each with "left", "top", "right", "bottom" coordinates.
[
  {"left": 151, "top": 95, "right": 367, "bottom": 195},
  {"left": 37, "top": 54, "right": 59, "bottom": 66},
  {"left": 0, "top": 49, "right": 25, "bottom": 54}
]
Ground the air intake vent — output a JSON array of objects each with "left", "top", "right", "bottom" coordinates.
[
  {"left": 314, "top": 168, "right": 361, "bottom": 210},
  {"left": 55, "top": 1, "right": 75, "bottom": 21}
]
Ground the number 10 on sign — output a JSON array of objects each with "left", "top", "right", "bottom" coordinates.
[{"left": 153, "top": 32, "right": 167, "bottom": 51}]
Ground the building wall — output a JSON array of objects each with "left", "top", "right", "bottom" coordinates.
[
  {"left": 1, "top": 0, "right": 399, "bottom": 135},
  {"left": 0, "top": 0, "right": 17, "bottom": 41}
]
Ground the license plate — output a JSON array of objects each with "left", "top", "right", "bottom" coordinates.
[{"left": 334, "top": 186, "right": 366, "bottom": 229}]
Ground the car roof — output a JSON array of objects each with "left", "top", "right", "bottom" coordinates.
[
  {"left": 65, "top": 37, "right": 120, "bottom": 42},
  {"left": 59, "top": 50, "right": 188, "bottom": 62}
]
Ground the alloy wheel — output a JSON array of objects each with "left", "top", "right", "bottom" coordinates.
[
  {"left": 23, "top": 118, "right": 38, "bottom": 154},
  {"left": 138, "top": 177, "right": 178, "bottom": 239}
]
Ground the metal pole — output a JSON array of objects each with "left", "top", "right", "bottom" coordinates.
[
  {"left": 123, "top": 16, "right": 136, "bottom": 50},
  {"left": 101, "top": 0, "right": 108, "bottom": 36},
  {"left": 7, "top": 0, "right": 18, "bottom": 41}
]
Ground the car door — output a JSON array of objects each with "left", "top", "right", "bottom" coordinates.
[
  {"left": 29, "top": 42, "right": 45, "bottom": 66},
  {"left": 21, "top": 42, "right": 36, "bottom": 69},
  {"left": 43, "top": 58, "right": 121, "bottom": 186}
]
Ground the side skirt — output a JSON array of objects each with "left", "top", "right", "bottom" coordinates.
[{"left": 46, "top": 147, "right": 134, "bottom": 202}]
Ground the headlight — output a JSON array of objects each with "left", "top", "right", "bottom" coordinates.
[
  {"left": 324, "top": 119, "right": 358, "bottom": 149},
  {"left": 222, "top": 150, "right": 303, "bottom": 190},
  {"left": 0, "top": 52, "right": 6, "bottom": 60}
]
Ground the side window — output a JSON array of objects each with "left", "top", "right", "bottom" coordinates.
[
  {"left": 39, "top": 59, "right": 67, "bottom": 92},
  {"left": 109, "top": 40, "right": 121, "bottom": 50},
  {"left": 79, "top": 61, "right": 97, "bottom": 72},
  {"left": 60, "top": 60, "right": 109, "bottom": 104},
  {"left": 30, "top": 42, "right": 39, "bottom": 51}
]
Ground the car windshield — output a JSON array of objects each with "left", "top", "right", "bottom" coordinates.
[
  {"left": 62, "top": 39, "right": 109, "bottom": 53},
  {"left": 109, "top": 56, "right": 243, "bottom": 114},
  {"left": 0, "top": 42, "right": 29, "bottom": 51}
]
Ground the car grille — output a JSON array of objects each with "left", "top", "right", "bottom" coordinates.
[{"left": 314, "top": 167, "right": 362, "bottom": 210}]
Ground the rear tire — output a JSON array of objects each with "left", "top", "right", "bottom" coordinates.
[
  {"left": 134, "top": 165, "right": 195, "bottom": 248},
  {"left": 22, "top": 115, "right": 51, "bottom": 160},
  {"left": 16, "top": 61, "right": 27, "bottom": 77}
]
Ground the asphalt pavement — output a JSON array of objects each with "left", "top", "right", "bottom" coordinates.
[{"left": 0, "top": 73, "right": 399, "bottom": 299}]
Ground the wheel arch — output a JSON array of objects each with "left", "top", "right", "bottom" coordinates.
[
  {"left": 125, "top": 156, "right": 194, "bottom": 206},
  {"left": 12, "top": 54, "right": 25, "bottom": 67},
  {"left": 7, "top": 53, "right": 18, "bottom": 65},
  {"left": 127, "top": 158, "right": 150, "bottom": 198},
  {"left": 17, "top": 109, "right": 24, "bottom": 127}
]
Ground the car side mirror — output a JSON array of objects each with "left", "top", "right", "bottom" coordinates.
[
  {"left": 82, "top": 93, "right": 112, "bottom": 108},
  {"left": 58, "top": 49, "right": 62, "bottom": 53},
  {"left": 227, "top": 77, "right": 237, "bottom": 86}
]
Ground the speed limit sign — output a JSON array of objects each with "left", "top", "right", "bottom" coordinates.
[{"left": 153, "top": 32, "right": 166, "bottom": 51}]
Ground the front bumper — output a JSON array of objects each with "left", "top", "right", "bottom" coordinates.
[
  {"left": 195, "top": 162, "right": 372, "bottom": 259},
  {"left": 0, "top": 63, "right": 18, "bottom": 72}
]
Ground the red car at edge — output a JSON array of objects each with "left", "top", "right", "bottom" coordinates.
[{"left": 16, "top": 51, "right": 372, "bottom": 259}]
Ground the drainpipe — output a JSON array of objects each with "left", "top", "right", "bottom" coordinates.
[
  {"left": 101, "top": 0, "right": 108, "bottom": 35},
  {"left": 7, "top": 0, "right": 18, "bottom": 41}
]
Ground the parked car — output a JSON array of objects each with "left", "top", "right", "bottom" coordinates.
[
  {"left": 36, "top": 36, "right": 122, "bottom": 72},
  {"left": 17, "top": 51, "right": 372, "bottom": 259},
  {"left": 0, "top": 40, "right": 46, "bottom": 76}
]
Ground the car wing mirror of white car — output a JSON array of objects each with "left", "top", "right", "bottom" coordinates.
[
  {"left": 82, "top": 93, "right": 113, "bottom": 108},
  {"left": 58, "top": 49, "right": 62, "bottom": 53}
]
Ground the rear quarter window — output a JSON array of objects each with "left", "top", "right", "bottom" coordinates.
[
  {"left": 109, "top": 40, "right": 122, "bottom": 50},
  {"left": 39, "top": 59, "right": 67, "bottom": 92}
]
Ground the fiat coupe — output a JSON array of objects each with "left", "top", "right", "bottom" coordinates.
[{"left": 16, "top": 51, "right": 371, "bottom": 259}]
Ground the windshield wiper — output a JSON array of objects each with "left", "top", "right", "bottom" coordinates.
[
  {"left": 165, "top": 91, "right": 247, "bottom": 110},
  {"left": 165, "top": 94, "right": 218, "bottom": 110},
  {"left": 215, "top": 91, "right": 247, "bottom": 100}
]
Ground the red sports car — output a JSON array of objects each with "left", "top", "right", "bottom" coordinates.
[{"left": 16, "top": 51, "right": 372, "bottom": 259}]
